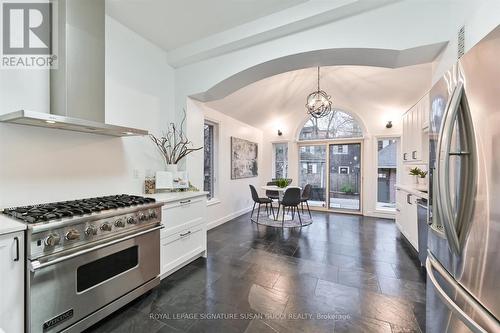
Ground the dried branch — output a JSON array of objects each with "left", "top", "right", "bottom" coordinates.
[{"left": 149, "top": 109, "right": 203, "bottom": 166}]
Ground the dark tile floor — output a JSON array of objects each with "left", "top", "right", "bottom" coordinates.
[{"left": 86, "top": 211, "right": 427, "bottom": 333}]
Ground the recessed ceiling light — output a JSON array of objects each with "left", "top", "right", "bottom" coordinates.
[
  {"left": 123, "top": 131, "right": 134, "bottom": 135},
  {"left": 45, "top": 120, "right": 56, "bottom": 124}
]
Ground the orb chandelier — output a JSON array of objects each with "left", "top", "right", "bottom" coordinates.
[{"left": 305, "top": 66, "right": 332, "bottom": 118}]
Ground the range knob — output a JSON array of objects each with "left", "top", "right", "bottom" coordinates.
[
  {"left": 65, "top": 229, "right": 81, "bottom": 241},
  {"left": 100, "top": 222, "right": 112, "bottom": 231},
  {"left": 44, "top": 233, "right": 61, "bottom": 247},
  {"left": 127, "top": 216, "right": 137, "bottom": 225},
  {"left": 138, "top": 213, "right": 147, "bottom": 221},
  {"left": 114, "top": 219, "right": 126, "bottom": 228},
  {"left": 149, "top": 210, "right": 157, "bottom": 219},
  {"left": 85, "top": 225, "right": 98, "bottom": 237}
]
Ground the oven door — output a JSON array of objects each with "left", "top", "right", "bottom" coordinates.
[{"left": 27, "top": 226, "right": 160, "bottom": 333}]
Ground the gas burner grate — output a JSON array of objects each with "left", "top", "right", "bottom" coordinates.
[{"left": 2, "top": 195, "right": 156, "bottom": 224}]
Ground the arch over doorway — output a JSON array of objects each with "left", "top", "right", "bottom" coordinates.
[{"left": 189, "top": 43, "right": 446, "bottom": 103}]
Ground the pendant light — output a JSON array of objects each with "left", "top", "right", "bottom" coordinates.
[{"left": 305, "top": 66, "right": 332, "bottom": 118}]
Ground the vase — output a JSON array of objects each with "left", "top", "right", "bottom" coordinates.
[
  {"left": 416, "top": 177, "right": 427, "bottom": 191},
  {"left": 166, "top": 164, "right": 178, "bottom": 172}
]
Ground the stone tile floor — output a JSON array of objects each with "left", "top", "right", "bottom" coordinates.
[{"left": 86, "top": 211, "right": 426, "bottom": 333}]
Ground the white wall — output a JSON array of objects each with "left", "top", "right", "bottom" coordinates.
[
  {"left": 187, "top": 99, "right": 263, "bottom": 229},
  {"left": 0, "top": 17, "right": 174, "bottom": 207},
  {"left": 432, "top": 0, "right": 500, "bottom": 83}
]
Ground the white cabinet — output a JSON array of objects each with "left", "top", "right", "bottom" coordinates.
[
  {"left": 0, "top": 231, "right": 24, "bottom": 333},
  {"left": 396, "top": 189, "right": 418, "bottom": 250},
  {"left": 402, "top": 93, "right": 429, "bottom": 163},
  {"left": 160, "top": 195, "right": 207, "bottom": 278}
]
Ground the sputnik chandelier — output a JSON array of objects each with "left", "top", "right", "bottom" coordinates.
[{"left": 305, "top": 66, "right": 332, "bottom": 118}]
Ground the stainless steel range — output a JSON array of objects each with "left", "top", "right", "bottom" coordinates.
[{"left": 3, "top": 194, "right": 163, "bottom": 333}]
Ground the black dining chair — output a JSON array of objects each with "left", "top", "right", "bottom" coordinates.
[
  {"left": 300, "top": 184, "right": 312, "bottom": 218},
  {"left": 249, "top": 185, "right": 275, "bottom": 223},
  {"left": 266, "top": 181, "right": 280, "bottom": 201},
  {"left": 280, "top": 187, "right": 302, "bottom": 227}
]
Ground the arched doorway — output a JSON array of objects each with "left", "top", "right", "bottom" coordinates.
[{"left": 297, "top": 109, "right": 365, "bottom": 212}]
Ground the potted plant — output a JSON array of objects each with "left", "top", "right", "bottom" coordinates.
[
  {"left": 409, "top": 167, "right": 421, "bottom": 185},
  {"left": 340, "top": 184, "right": 354, "bottom": 195},
  {"left": 150, "top": 110, "right": 203, "bottom": 171},
  {"left": 276, "top": 178, "right": 290, "bottom": 188},
  {"left": 417, "top": 170, "right": 428, "bottom": 190}
]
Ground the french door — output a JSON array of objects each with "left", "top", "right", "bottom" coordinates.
[{"left": 298, "top": 141, "right": 362, "bottom": 213}]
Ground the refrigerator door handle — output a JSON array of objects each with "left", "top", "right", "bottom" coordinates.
[
  {"left": 426, "top": 253, "right": 500, "bottom": 333},
  {"left": 436, "top": 81, "right": 476, "bottom": 255}
]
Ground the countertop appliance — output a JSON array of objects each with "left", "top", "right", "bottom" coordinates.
[
  {"left": 416, "top": 198, "right": 428, "bottom": 266},
  {"left": 2, "top": 194, "right": 164, "bottom": 333},
  {"left": 426, "top": 25, "right": 500, "bottom": 332}
]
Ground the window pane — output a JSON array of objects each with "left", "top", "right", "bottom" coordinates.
[
  {"left": 204, "top": 123, "right": 215, "bottom": 199},
  {"left": 273, "top": 143, "right": 288, "bottom": 178},
  {"left": 377, "top": 138, "right": 398, "bottom": 210},
  {"left": 299, "top": 110, "right": 363, "bottom": 141},
  {"left": 299, "top": 145, "right": 326, "bottom": 207}
]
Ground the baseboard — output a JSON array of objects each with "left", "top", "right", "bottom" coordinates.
[
  {"left": 364, "top": 210, "right": 396, "bottom": 220},
  {"left": 207, "top": 205, "right": 253, "bottom": 230}
]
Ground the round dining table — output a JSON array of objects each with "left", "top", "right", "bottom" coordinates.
[{"left": 261, "top": 185, "right": 302, "bottom": 221}]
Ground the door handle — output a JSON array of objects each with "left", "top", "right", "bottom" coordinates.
[
  {"left": 436, "top": 81, "right": 477, "bottom": 255},
  {"left": 14, "top": 237, "right": 20, "bottom": 262},
  {"left": 426, "top": 253, "right": 499, "bottom": 333},
  {"left": 30, "top": 225, "right": 163, "bottom": 272}
]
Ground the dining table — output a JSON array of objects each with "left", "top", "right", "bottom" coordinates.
[{"left": 261, "top": 185, "right": 302, "bottom": 221}]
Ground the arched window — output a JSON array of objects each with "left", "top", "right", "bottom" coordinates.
[{"left": 299, "top": 110, "right": 363, "bottom": 141}]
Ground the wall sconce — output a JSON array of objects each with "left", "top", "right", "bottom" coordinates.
[
  {"left": 277, "top": 129, "right": 283, "bottom": 136},
  {"left": 385, "top": 121, "right": 393, "bottom": 129}
]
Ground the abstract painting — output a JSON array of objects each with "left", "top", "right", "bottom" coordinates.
[{"left": 231, "top": 137, "right": 258, "bottom": 179}]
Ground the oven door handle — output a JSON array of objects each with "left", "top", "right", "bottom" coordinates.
[{"left": 30, "top": 225, "right": 163, "bottom": 272}]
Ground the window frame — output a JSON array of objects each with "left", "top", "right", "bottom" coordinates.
[
  {"left": 298, "top": 110, "right": 364, "bottom": 141},
  {"left": 203, "top": 119, "right": 219, "bottom": 202},
  {"left": 272, "top": 141, "right": 289, "bottom": 179},
  {"left": 375, "top": 136, "right": 400, "bottom": 212}
]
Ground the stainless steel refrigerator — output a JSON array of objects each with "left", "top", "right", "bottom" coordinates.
[{"left": 427, "top": 25, "right": 500, "bottom": 333}]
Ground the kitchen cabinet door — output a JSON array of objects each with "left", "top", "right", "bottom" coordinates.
[{"left": 0, "top": 231, "right": 24, "bottom": 333}]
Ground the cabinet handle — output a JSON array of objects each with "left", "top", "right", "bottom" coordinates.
[
  {"left": 407, "top": 194, "right": 413, "bottom": 205},
  {"left": 412, "top": 151, "right": 417, "bottom": 159},
  {"left": 396, "top": 208, "right": 401, "bottom": 212},
  {"left": 403, "top": 153, "right": 408, "bottom": 161},
  {"left": 14, "top": 237, "right": 19, "bottom": 262},
  {"left": 180, "top": 200, "right": 191, "bottom": 205},
  {"left": 180, "top": 231, "right": 191, "bottom": 237}
]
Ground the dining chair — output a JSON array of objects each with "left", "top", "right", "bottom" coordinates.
[
  {"left": 280, "top": 187, "right": 302, "bottom": 227},
  {"left": 266, "top": 181, "right": 280, "bottom": 201},
  {"left": 300, "top": 184, "right": 313, "bottom": 218},
  {"left": 249, "top": 185, "right": 275, "bottom": 223}
]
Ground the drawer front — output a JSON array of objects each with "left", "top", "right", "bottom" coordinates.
[
  {"left": 161, "top": 198, "right": 205, "bottom": 229},
  {"left": 160, "top": 224, "right": 206, "bottom": 276}
]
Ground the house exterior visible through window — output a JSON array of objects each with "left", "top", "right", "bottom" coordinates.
[
  {"left": 272, "top": 143, "right": 288, "bottom": 179},
  {"left": 299, "top": 110, "right": 363, "bottom": 141},
  {"left": 204, "top": 121, "right": 217, "bottom": 199},
  {"left": 377, "top": 138, "right": 398, "bottom": 210}
]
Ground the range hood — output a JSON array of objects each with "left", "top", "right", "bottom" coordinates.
[{"left": 0, "top": 0, "right": 148, "bottom": 137}]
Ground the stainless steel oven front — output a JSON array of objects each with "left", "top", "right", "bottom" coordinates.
[{"left": 27, "top": 226, "right": 161, "bottom": 333}]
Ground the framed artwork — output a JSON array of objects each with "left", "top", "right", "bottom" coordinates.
[{"left": 231, "top": 137, "right": 258, "bottom": 179}]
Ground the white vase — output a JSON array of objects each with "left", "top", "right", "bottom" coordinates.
[
  {"left": 166, "top": 164, "right": 178, "bottom": 172},
  {"left": 416, "top": 177, "right": 427, "bottom": 191}
]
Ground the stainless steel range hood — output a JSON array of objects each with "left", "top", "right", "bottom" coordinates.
[{"left": 0, "top": 0, "right": 148, "bottom": 137}]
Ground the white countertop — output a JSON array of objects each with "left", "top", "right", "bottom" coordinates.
[
  {"left": 145, "top": 191, "right": 209, "bottom": 204},
  {"left": 395, "top": 184, "right": 428, "bottom": 200},
  {"left": 0, "top": 215, "right": 26, "bottom": 235}
]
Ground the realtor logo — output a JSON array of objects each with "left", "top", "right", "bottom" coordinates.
[{"left": 1, "top": 0, "right": 58, "bottom": 68}]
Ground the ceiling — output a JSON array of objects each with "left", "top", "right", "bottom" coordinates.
[
  {"left": 106, "top": 0, "right": 307, "bottom": 51},
  {"left": 206, "top": 64, "right": 432, "bottom": 129}
]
